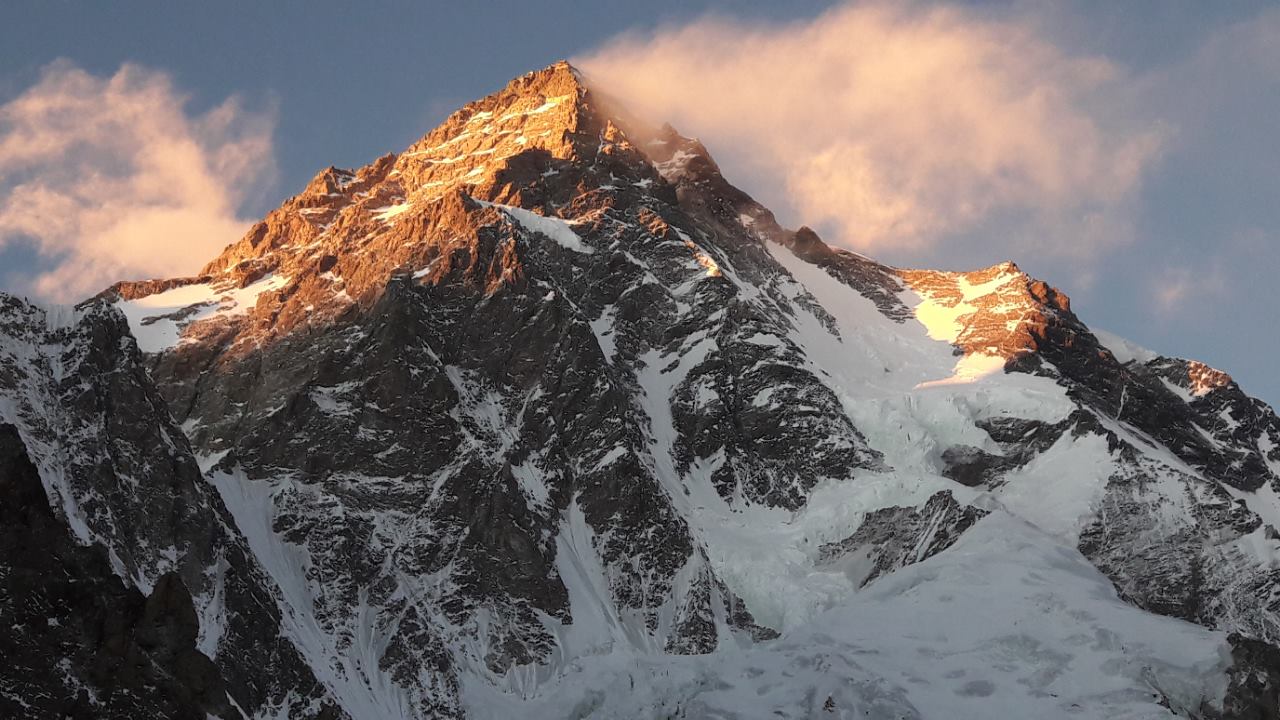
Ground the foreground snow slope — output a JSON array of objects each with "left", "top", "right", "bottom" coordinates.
[{"left": 468, "top": 513, "right": 1232, "bottom": 720}]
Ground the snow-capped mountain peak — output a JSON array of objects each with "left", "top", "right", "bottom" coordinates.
[{"left": 5, "top": 61, "right": 1280, "bottom": 719}]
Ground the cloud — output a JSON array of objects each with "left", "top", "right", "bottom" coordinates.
[
  {"left": 1150, "top": 263, "right": 1226, "bottom": 318},
  {"left": 577, "top": 2, "right": 1167, "bottom": 259},
  {"left": 0, "top": 61, "right": 275, "bottom": 301}
]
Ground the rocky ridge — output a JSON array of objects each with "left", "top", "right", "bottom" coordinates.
[{"left": 0, "top": 296, "right": 342, "bottom": 717}]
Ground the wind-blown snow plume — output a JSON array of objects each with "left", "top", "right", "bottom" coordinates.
[
  {"left": 578, "top": 2, "right": 1165, "bottom": 257},
  {"left": 0, "top": 61, "right": 275, "bottom": 301}
]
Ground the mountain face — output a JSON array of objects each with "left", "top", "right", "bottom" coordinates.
[
  {"left": 4, "top": 61, "right": 1280, "bottom": 718},
  {"left": 0, "top": 298, "right": 342, "bottom": 718}
]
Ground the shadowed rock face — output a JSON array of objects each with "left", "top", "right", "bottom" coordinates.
[
  {"left": 0, "top": 423, "right": 238, "bottom": 720},
  {"left": 0, "top": 298, "right": 343, "bottom": 718},
  {"left": 817, "top": 491, "right": 987, "bottom": 587},
  {"left": 4, "top": 60, "right": 1278, "bottom": 717},
  {"left": 1218, "top": 634, "right": 1280, "bottom": 720}
]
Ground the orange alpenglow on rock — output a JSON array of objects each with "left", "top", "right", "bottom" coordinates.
[{"left": 103, "top": 62, "right": 728, "bottom": 353}]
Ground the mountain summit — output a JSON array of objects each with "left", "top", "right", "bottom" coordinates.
[
  {"left": 4, "top": 62, "right": 1280, "bottom": 719},
  {"left": 107, "top": 62, "right": 678, "bottom": 349}
]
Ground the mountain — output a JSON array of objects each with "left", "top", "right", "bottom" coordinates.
[
  {"left": 4, "top": 60, "right": 1280, "bottom": 718},
  {"left": 0, "top": 298, "right": 341, "bottom": 718}
]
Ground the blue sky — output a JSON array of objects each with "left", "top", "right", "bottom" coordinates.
[{"left": 1, "top": 1, "right": 1277, "bottom": 406}]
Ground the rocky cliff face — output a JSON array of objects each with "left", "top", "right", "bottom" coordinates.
[
  {"left": 0, "top": 422, "right": 239, "bottom": 719},
  {"left": 4, "top": 61, "right": 1280, "bottom": 718},
  {"left": 0, "top": 296, "right": 342, "bottom": 718}
]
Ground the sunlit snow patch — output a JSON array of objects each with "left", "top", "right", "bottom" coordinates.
[
  {"left": 497, "top": 93, "right": 569, "bottom": 122},
  {"left": 915, "top": 352, "right": 1007, "bottom": 389},
  {"left": 673, "top": 228, "right": 721, "bottom": 277},
  {"left": 370, "top": 201, "right": 412, "bottom": 223},
  {"left": 915, "top": 271, "right": 1017, "bottom": 341},
  {"left": 911, "top": 269, "right": 1019, "bottom": 388},
  {"left": 115, "top": 274, "right": 289, "bottom": 353}
]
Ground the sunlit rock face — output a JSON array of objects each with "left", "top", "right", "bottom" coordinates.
[{"left": 3, "top": 61, "right": 1280, "bottom": 718}]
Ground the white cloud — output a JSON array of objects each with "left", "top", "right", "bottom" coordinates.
[
  {"left": 0, "top": 60, "right": 275, "bottom": 301},
  {"left": 577, "top": 2, "right": 1167, "bottom": 259}
]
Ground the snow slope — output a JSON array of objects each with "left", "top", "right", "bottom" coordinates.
[
  {"left": 463, "top": 513, "right": 1231, "bottom": 720},
  {"left": 115, "top": 274, "right": 289, "bottom": 352}
]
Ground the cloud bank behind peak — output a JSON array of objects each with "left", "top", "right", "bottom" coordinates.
[
  {"left": 0, "top": 61, "right": 275, "bottom": 301},
  {"left": 577, "top": 2, "right": 1167, "bottom": 262}
]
